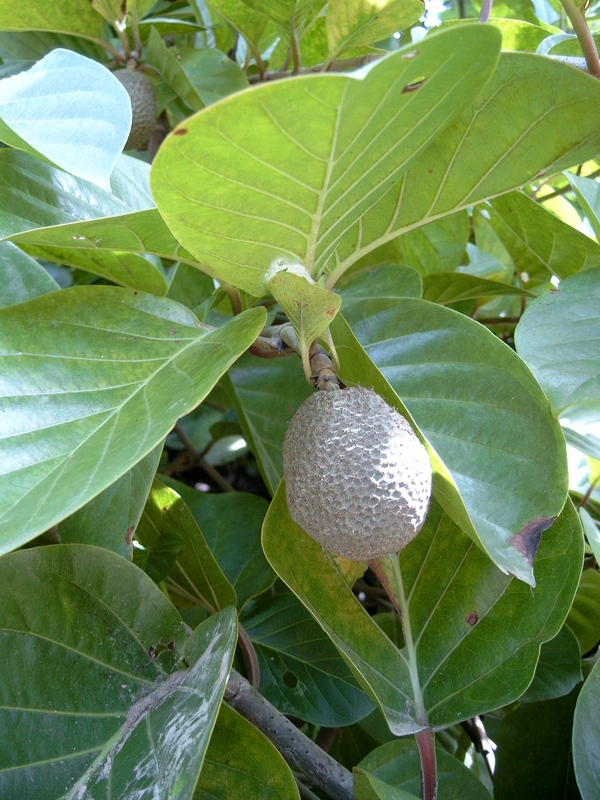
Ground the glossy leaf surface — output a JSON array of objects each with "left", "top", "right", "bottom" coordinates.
[
  {"left": 151, "top": 25, "right": 501, "bottom": 295},
  {"left": 519, "top": 624, "right": 583, "bottom": 704},
  {"left": 0, "top": 544, "right": 193, "bottom": 799},
  {"left": 263, "top": 486, "right": 582, "bottom": 733},
  {"left": 0, "top": 288, "right": 266, "bottom": 553},
  {"left": 338, "top": 265, "right": 422, "bottom": 326},
  {"left": 0, "top": 49, "right": 130, "bottom": 189},
  {"left": 332, "top": 306, "right": 567, "bottom": 584}
]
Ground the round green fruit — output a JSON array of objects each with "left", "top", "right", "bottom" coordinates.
[
  {"left": 115, "top": 68, "right": 157, "bottom": 151},
  {"left": 282, "top": 387, "right": 432, "bottom": 561}
]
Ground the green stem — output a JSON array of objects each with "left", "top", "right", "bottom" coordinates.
[
  {"left": 372, "top": 556, "right": 437, "bottom": 800},
  {"left": 559, "top": 0, "right": 600, "bottom": 78}
]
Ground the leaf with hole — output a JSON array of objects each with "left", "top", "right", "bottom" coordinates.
[{"left": 240, "top": 590, "right": 374, "bottom": 726}]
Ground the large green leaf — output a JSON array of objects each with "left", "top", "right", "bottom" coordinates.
[
  {"left": 573, "top": 659, "right": 600, "bottom": 800},
  {"left": 136, "top": 479, "right": 237, "bottom": 611},
  {"left": 151, "top": 25, "right": 502, "bottom": 296},
  {"left": 494, "top": 687, "right": 582, "bottom": 800},
  {"left": 195, "top": 703, "right": 300, "bottom": 800},
  {"left": 57, "top": 442, "right": 163, "bottom": 559},
  {"left": 263, "top": 486, "right": 582, "bottom": 734},
  {"left": 331, "top": 306, "right": 567, "bottom": 584},
  {"left": 0, "top": 241, "right": 59, "bottom": 307},
  {"left": 354, "top": 739, "right": 492, "bottom": 800},
  {"left": 0, "top": 288, "right": 266, "bottom": 554},
  {"left": 487, "top": 190, "right": 600, "bottom": 284},
  {"left": 241, "top": 0, "right": 323, "bottom": 33},
  {"left": 0, "top": 545, "right": 237, "bottom": 799},
  {"left": 515, "top": 267, "right": 600, "bottom": 423},
  {"left": 0, "top": 0, "right": 103, "bottom": 40},
  {"left": 240, "top": 591, "right": 374, "bottom": 726},
  {"left": 0, "top": 49, "right": 131, "bottom": 189},
  {"left": 325, "top": 0, "right": 423, "bottom": 60},
  {"left": 159, "top": 477, "right": 276, "bottom": 609},
  {"left": 321, "top": 51, "right": 600, "bottom": 286},
  {"left": 146, "top": 27, "right": 205, "bottom": 112}
]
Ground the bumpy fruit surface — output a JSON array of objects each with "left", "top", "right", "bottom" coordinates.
[
  {"left": 115, "top": 68, "right": 157, "bottom": 150},
  {"left": 283, "top": 387, "right": 432, "bottom": 561}
]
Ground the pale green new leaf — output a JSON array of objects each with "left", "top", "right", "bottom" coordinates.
[
  {"left": 326, "top": 0, "right": 423, "bottom": 59},
  {"left": 0, "top": 0, "right": 103, "bottom": 40},
  {"left": 241, "top": 0, "right": 323, "bottom": 32},
  {"left": 0, "top": 50, "right": 131, "bottom": 190},
  {"left": 0, "top": 288, "right": 266, "bottom": 554},
  {"left": 267, "top": 269, "right": 341, "bottom": 375},
  {"left": 151, "top": 25, "right": 502, "bottom": 295}
]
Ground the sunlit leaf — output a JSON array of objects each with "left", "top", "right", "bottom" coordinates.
[
  {"left": 0, "top": 288, "right": 266, "bottom": 553},
  {"left": 0, "top": 49, "right": 131, "bottom": 189}
]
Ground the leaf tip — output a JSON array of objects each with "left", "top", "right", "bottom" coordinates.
[{"left": 510, "top": 516, "right": 557, "bottom": 566}]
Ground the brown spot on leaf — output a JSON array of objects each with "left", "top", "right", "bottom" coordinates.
[
  {"left": 466, "top": 611, "right": 478, "bottom": 626},
  {"left": 125, "top": 526, "right": 135, "bottom": 545},
  {"left": 173, "top": 128, "right": 188, "bottom": 136},
  {"left": 510, "top": 516, "right": 556, "bottom": 566},
  {"left": 402, "top": 78, "right": 426, "bottom": 94}
]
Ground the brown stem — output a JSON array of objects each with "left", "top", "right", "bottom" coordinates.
[
  {"left": 461, "top": 717, "right": 495, "bottom": 781},
  {"left": 237, "top": 623, "right": 260, "bottom": 689},
  {"left": 224, "top": 670, "right": 355, "bottom": 800},
  {"left": 577, "top": 477, "right": 599, "bottom": 509},
  {"left": 172, "top": 423, "right": 234, "bottom": 492}
]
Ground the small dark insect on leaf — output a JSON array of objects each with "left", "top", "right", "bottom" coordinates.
[
  {"left": 173, "top": 128, "right": 188, "bottom": 136},
  {"left": 402, "top": 78, "right": 426, "bottom": 94}
]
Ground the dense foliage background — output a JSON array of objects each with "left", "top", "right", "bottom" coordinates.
[{"left": 0, "top": 1, "right": 599, "bottom": 799}]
